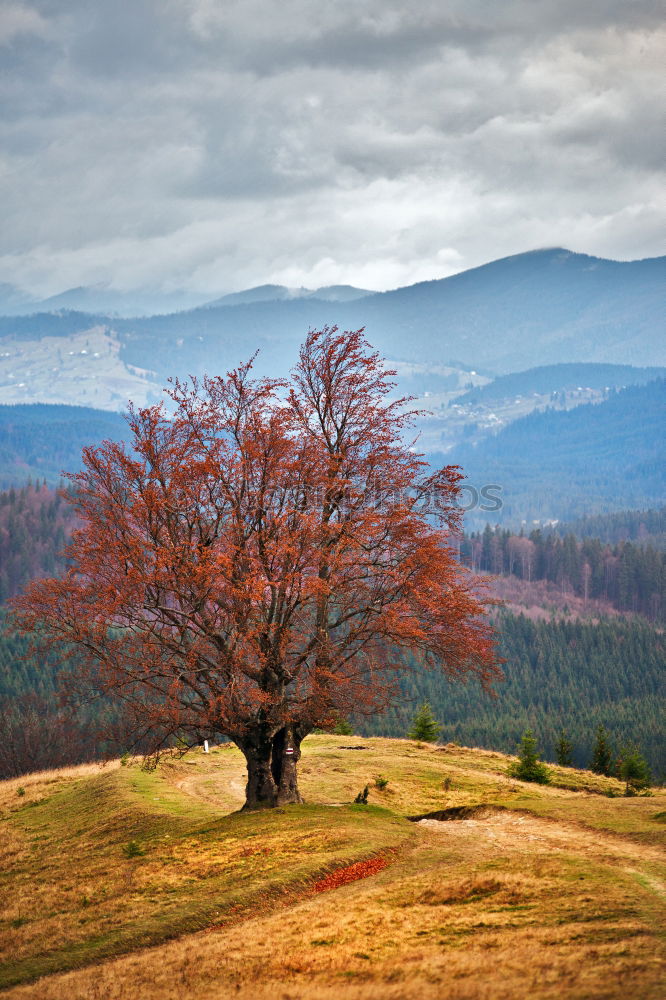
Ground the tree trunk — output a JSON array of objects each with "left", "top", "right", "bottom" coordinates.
[
  {"left": 272, "top": 724, "right": 304, "bottom": 805},
  {"left": 240, "top": 730, "right": 278, "bottom": 810},
  {"left": 239, "top": 723, "right": 306, "bottom": 809}
]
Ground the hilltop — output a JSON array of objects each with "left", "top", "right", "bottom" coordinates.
[
  {"left": 1, "top": 736, "right": 664, "bottom": 999},
  {"left": 0, "top": 282, "right": 374, "bottom": 319}
]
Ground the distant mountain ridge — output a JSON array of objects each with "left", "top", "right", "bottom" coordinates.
[
  {"left": 203, "top": 284, "right": 373, "bottom": 308},
  {"left": 0, "top": 283, "right": 213, "bottom": 318},
  {"left": 114, "top": 248, "right": 666, "bottom": 377},
  {"left": 0, "top": 281, "right": 374, "bottom": 318},
  {"left": 0, "top": 249, "right": 663, "bottom": 410},
  {"left": 351, "top": 248, "right": 665, "bottom": 373},
  {"left": 455, "top": 363, "right": 666, "bottom": 405}
]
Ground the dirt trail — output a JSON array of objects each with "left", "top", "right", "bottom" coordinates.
[
  {"left": 170, "top": 770, "right": 246, "bottom": 811},
  {"left": 419, "top": 809, "right": 665, "bottom": 876}
]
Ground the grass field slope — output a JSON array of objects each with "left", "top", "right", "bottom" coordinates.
[{"left": 1, "top": 737, "right": 664, "bottom": 999}]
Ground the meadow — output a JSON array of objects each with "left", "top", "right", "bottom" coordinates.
[{"left": 1, "top": 736, "right": 664, "bottom": 999}]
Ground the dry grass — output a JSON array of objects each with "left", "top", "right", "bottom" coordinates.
[
  {"left": 1, "top": 736, "right": 664, "bottom": 999},
  {"left": 6, "top": 817, "right": 663, "bottom": 1000},
  {"left": 0, "top": 760, "right": 119, "bottom": 801},
  {"left": 0, "top": 746, "right": 411, "bottom": 989}
]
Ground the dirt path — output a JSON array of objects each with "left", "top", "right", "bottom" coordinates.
[
  {"left": 170, "top": 768, "right": 246, "bottom": 812},
  {"left": 419, "top": 808, "right": 665, "bottom": 876},
  {"left": 8, "top": 808, "right": 664, "bottom": 1000}
]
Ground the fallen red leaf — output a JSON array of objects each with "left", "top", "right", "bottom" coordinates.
[{"left": 312, "top": 855, "right": 390, "bottom": 893}]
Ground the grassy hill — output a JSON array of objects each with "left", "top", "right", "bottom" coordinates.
[{"left": 1, "top": 737, "right": 664, "bottom": 999}]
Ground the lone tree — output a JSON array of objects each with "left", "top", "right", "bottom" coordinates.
[
  {"left": 407, "top": 702, "right": 442, "bottom": 743},
  {"left": 509, "top": 729, "right": 550, "bottom": 784},
  {"left": 590, "top": 724, "right": 614, "bottom": 776},
  {"left": 10, "top": 328, "right": 500, "bottom": 810},
  {"left": 617, "top": 747, "right": 651, "bottom": 796},
  {"left": 555, "top": 730, "right": 574, "bottom": 768}
]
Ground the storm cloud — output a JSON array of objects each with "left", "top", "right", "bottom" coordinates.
[{"left": 0, "top": 0, "right": 663, "bottom": 296}]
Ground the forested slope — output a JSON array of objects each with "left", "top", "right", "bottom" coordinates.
[
  {"left": 363, "top": 614, "right": 665, "bottom": 776},
  {"left": 447, "top": 379, "right": 665, "bottom": 523},
  {"left": 556, "top": 506, "right": 666, "bottom": 549},
  {"left": 1, "top": 487, "right": 663, "bottom": 779},
  {"left": 2, "top": 610, "right": 663, "bottom": 779},
  {"left": 460, "top": 523, "right": 666, "bottom": 622},
  {"left": 0, "top": 404, "right": 127, "bottom": 488},
  {"left": 0, "top": 483, "right": 76, "bottom": 601}
]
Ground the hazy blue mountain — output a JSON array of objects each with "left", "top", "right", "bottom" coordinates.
[
  {"left": 1, "top": 249, "right": 663, "bottom": 384},
  {"left": 204, "top": 284, "right": 373, "bottom": 307},
  {"left": 307, "top": 284, "right": 375, "bottom": 302},
  {"left": 77, "top": 248, "right": 666, "bottom": 377},
  {"left": 0, "top": 283, "right": 37, "bottom": 314},
  {"left": 0, "top": 281, "right": 373, "bottom": 317},
  {"left": 442, "top": 378, "right": 666, "bottom": 527},
  {"left": 33, "top": 284, "right": 210, "bottom": 317},
  {"left": 454, "top": 363, "right": 666, "bottom": 406},
  {"left": 353, "top": 248, "right": 665, "bottom": 373},
  {"left": 204, "top": 284, "right": 297, "bottom": 307},
  {"left": 112, "top": 249, "right": 666, "bottom": 380}
]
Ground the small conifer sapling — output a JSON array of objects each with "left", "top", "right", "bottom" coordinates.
[
  {"left": 555, "top": 731, "right": 574, "bottom": 768},
  {"left": 407, "top": 702, "right": 441, "bottom": 743},
  {"left": 509, "top": 729, "right": 550, "bottom": 784},
  {"left": 590, "top": 724, "right": 614, "bottom": 776},
  {"left": 617, "top": 747, "right": 651, "bottom": 796}
]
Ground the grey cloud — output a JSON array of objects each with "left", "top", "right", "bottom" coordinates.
[
  {"left": 0, "top": 3, "right": 50, "bottom": 45},
  {"left": 67, "top": 2, "right": 200, "bottom": 79},
  {"left": 0, "top": 1, "right": 663, "bottom": 296}
]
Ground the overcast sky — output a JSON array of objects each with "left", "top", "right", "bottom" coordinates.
[{"left": 0, "top": 0, "right": 664, "bottom": 297}]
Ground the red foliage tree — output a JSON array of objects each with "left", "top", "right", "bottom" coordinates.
[{"left": 10, "top": 329, "right": 500, "bottom": 809}]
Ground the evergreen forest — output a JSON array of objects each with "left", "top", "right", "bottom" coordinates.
[{"left": 0, "top": 485, "right": 663, "bottom": 780}]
